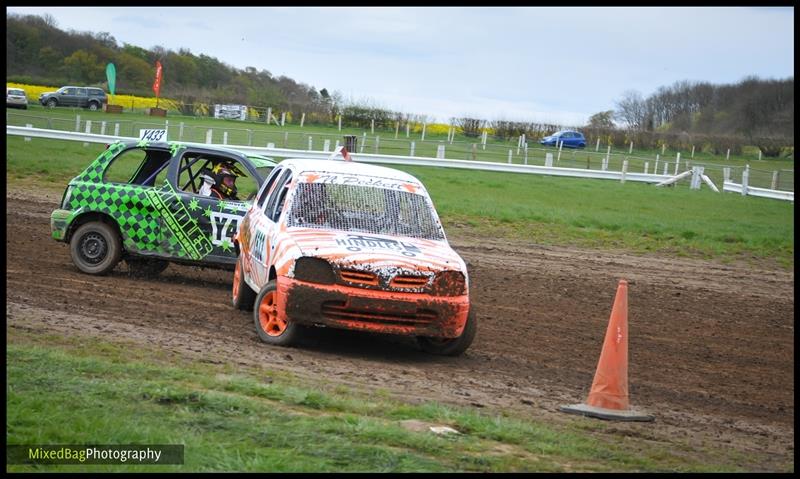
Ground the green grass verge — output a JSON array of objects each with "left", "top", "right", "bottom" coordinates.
[
  {"left": 7, "top": 328, "right": 759, "bottom": 472},
  {"left": 8, "top": 136, "right": 792, "bottom": 269}
]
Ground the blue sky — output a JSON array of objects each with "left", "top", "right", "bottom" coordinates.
[{"left": 6, "top": 6, "right": 794, "bottom": 125}]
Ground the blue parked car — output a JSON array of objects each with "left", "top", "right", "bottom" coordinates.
[{"left": 540, "top": 130, "right": 586, "bottom": 148}]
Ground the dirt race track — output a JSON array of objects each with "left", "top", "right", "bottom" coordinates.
[{"left": 5, "top": 189, "right": 794, "bottom": 470}]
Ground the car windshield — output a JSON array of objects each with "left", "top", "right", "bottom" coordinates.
[
  {"left": 8, "top": 89, "right": 24, "bottom": 95},
  {"left": 287, "top": 182, "right": 445, "bottom": 241}
]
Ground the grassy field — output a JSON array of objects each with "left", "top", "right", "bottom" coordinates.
[
  {"left": 7, "top": 326, "right": 758, "bottom": 472},
  {"left": 6, "top": 104, "right": 794, "bottom": 191},
  {"left": 6, "top": 136, "right": 794, "bottom": 268}
]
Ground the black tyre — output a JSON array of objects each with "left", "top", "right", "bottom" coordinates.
[
  {"left": 46, "top": 99, "right": 57, "bottom": 108},
  {"left": 253, "top": 280, "right": 301, "bottom": 346},
  {"left": 126, "top": 258, "right": 169, "bottom": 278},
  {"left": 88, "top": 102, "right": 99, "bottom": 111},
  {"left": 232, "top": 256, "right": 256, "bottom": 311},
  {"left": 69, "top": 221, "right": 122, "bottom": 275},
  {"left": 417, "top": 308, "right": 477, "bottom": 356}
]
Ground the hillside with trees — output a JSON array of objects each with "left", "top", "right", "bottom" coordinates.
[{"left": 6, "top": 12, "right": 794, "bottom": 155}]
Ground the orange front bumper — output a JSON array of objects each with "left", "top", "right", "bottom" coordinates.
[{"left": 276, "top": 276, "right": 470, "bottom": 338}]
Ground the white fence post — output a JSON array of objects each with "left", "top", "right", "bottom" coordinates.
[
  {"left": 267, "top": 108, "right": 272, "bottom": 124},
  {"left": 690, "top": 166, "right": 703, "bottom": 190},
  {"left": 283, "top": 131, "right": 289, "bottom": 148},
  {"left": 661, "top": 143, "right": 666, "bottom": 155},
  {"left": 179, "top": 122, "right": 184, "bottom": 141},
  {"left": 674, "top": 152, "right": 681, "bottom": 175},
  {"left": 375, "top": 136, "right": 380, "bottom": 153},
  {"left": 508, "top": 149, "right": 513, "bottom": 164},
  {"left": 24, "top": 123, "right": 32, "bottom": 142},
  {"left": 322, "top": 139, "right": 330, "bottom": 152},
  {"left": 114, "top": 123, "right": 120, "bottom": 137},
  {"left": 406, "top": 123, "right": 410, "bottom": 138},
  {"left": 75, "top": 115, "right": 81, "bottom": 132},
  {"left": 308, "top": 136, "right": 313, "bottom": 150},
  {"left": 691, "top": 145, "right": 695, "bottom": 158},
  {"left": 410, "top": 141, "right": 415, "bottom": 156},
  {"left": 437, "top": 144, "right": 445, "bottom": 159},
  {"left": 557, "top": 141, "right": 563, "bottom": 164},
  {"left": 300, "top": 113, "right": 305, "bottom": 128},
  {"left": 629, "top": 141, "right": 633, "bottom": 154},
  {"left": 723, "top": 167, "right": 731, "bottom": 183},
  {"left": 100, "top": 121, "right": 106, "bottom": 136},
  {"left": 360, "top": 132, "right": 366, "bottom": 153},
  {"left": 338, "top": 115, "right": 342, "bottom": 131},
  {"left": 545, "top": 152, "right": 553, "bottom": 167},
  {"left": 421, "top": 123, "right": 426, "bottom": 141},
  {"left": 663, "top": 162, "right": 669, "bottom": 175},
  {"left": 206, "top": 129, "right": 213, "bottom": 144},
  {"left": 371, "top": 119, "right": 375, "bottom": 134},
  {"left": 395, "top": 121, "right": 400, "bottom": 139},
  {"left": 223, "top": 131, "right": 228, "bottom": 145},
  {"left": 280, "top": 112, "right": 286, "bottom": 127},
  {"left": 84, "top": 120, "right": 92, "bottom": 147},
  {"left": 644, "top": 161, "right": 649, "bottom": 174},
  {"left": 621, "top": 160, "right": 628, "bottom": 184},
  {"left": 595, "top": 138, "right": 600, "bottom": 151},
  {"left": 602, "top": 155, "right": 608, "bottom": 171},
  {"left": 726, "top": 149, "right": 731, "bottom": 161},
  {"left": 758, "top": 149, "right": 763, "bottom": 161},
  {"left": 482, "top": 131, "right": 487, "bottom": 150},
  {"left": 771, "top": 171, "right": 779, "bottom": 190},
  {"left": 267, "top": 142, "right": 275, "bottom": 149},
  {"left": 741, "top": 165, "right": 749, "bottom": 196}
]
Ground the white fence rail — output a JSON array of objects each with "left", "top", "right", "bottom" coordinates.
[
  {"left": 723, "top": 181, "right": 794, "bottom": 202},
  {"left": 17, "top": 125, "right": 796, "bottom": 202}
]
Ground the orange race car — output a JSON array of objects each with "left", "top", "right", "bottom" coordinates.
[{"left": 232, "top": 156, "right": 476, "bottom": 355}]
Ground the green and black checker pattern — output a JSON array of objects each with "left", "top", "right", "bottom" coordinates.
[{"left": 66, "top": 182, "right": 161, "bottom": 253}]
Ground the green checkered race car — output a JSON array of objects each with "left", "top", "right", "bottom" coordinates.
[{"left": 51, "top": 140, "right": 277, "bottom": 276}]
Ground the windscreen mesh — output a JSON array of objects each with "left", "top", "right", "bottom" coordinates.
[{"left": 287, "top": 183, "right": 445, "bottom": 241}]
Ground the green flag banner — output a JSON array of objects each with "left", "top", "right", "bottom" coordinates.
[{"left": 106, "top": 63, "right": 116, "bottom": 96}]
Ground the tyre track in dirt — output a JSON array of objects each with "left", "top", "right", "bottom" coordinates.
[{"left": 5, "top": 189, "right": 794, "bottom": 469}]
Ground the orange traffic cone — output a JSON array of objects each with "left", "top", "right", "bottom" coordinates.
[{"left": 559, "top": 279, "right": 654, "bottom": 421}]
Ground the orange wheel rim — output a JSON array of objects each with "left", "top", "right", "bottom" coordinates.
[
  {"left": 232, "top": 260, "right": 241, "bottom": 302},
  {"left": 258, "top": 291, "right": 285, "bottom": 336}
]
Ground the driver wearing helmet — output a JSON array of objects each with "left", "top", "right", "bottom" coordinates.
[{"left": 199, "top": 162, "right": 241, "bottom": 200}]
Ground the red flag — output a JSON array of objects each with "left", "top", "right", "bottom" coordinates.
[{"left": 153, "top": 60, "right": 163, "bottom": 97}]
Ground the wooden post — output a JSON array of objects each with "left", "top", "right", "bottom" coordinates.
[
  {"left": 771, "top": 171, "right": 779, "bottom": 190},
  {"left": 621, "top": 160, "right": 628, "bottom": 183},
  {"left": 300, "top": 113, "right": 305, "bottom": 128}
]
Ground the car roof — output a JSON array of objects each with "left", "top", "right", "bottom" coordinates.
[
  {"left": 279, "top": 158, "right": 423, "bottom": 185},
  {"left": 115, "top": 140, "right": 250, "bottom": 158}
]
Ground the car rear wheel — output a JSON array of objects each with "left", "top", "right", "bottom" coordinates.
[
  {"left": 126, "top": 258, "right": 169, "bottom": 277},
  {"left": 417, "top": 308, "right": 477, "bottom": 356},
  {"left": 232, "top": 256, "right": 256, "bottom": 311},
  {"left": 70, "top": 221, "right": 122, "bottom": 275},
  {"left": 46, "top": 99, "right": 57, "bottom": 108},
  {"left": 88, "top": 102, "right": 99, "bottom": 111},
  {"left": 253, "top": 280, "right": 300, "bottom": 346}
]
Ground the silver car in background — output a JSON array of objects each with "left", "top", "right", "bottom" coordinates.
[{"left": 6, "top": 88, "right": 28, "bottom": 109}]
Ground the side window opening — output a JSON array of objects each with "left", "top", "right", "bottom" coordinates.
[
  {"left": 265, "top": 170, "right": 293, "bottom": 221},
  {"left": 104, "top": 147, "right": 171, "bottom": 186},
  {"left": 256, "top": 167, "right": 283, "bottom": 208},
  {"left": 177, "top": 152, "right": 256, "bottom": 200}
]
